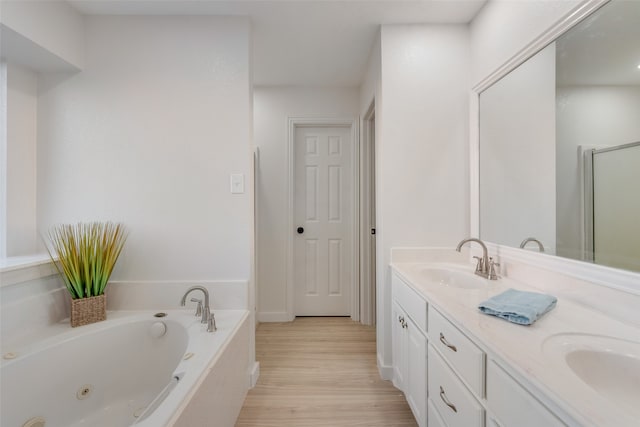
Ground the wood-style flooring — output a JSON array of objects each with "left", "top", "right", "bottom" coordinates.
[{"left": 235, "top": 317, "right": 417, "bottom": 427}]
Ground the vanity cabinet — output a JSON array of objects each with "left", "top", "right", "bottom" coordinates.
[
  {"left": 392, "top": 274, "right": 427, "bottom": 427},
  {"left": 390, "top": 268, "right": 568, "bottom": 427}
]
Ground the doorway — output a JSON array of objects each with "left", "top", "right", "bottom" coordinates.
[
  {"left": 287, "top": 117, "right": 359, "bottom": 319},
  {"left": 286, "top": 115, "right": 376, "bottom": 322}
]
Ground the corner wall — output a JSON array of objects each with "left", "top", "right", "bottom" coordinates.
[
  {"left": 377, "top": 24, "right": 470, "bottom": 371},
  {"left": 37, "top": 16, "right": 253, "bottom": 283},
  {"left": 0, "top": 0, "right": 84, "bottom": 70},
  {"left": 5, "top": 63, "right": 38, "bottom": 256}
]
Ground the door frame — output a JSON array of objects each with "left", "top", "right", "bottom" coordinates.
[
  {"left": 287, "top": 117, "right": 359, "bottom": 321},
  {"left": 360, "top": 101, "right": 376, "bottom": 325}
]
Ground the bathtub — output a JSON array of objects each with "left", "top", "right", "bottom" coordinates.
[{"left": 0, "top": 309, "right": 249, "bottom": 427}]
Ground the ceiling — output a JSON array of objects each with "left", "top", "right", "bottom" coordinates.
[{"left": 67, "top": 0, "right": 487, "bottom": 87}]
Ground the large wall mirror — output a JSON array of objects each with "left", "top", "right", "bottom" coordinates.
[{"left": 479, "top": 0, "right": 640, "bottom": 273}]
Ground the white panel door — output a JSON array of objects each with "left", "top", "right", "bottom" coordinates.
[{"left": 294, "top": 126, "right": 353, "bottom": 316}]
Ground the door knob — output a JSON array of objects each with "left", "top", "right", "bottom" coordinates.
[{"left": 297, "top": 227, "right": 304, "bottom": 234}]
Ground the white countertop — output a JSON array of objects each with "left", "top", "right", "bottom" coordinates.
[{"left": 391, "top": 260, "right": 640, "bottom": 427}]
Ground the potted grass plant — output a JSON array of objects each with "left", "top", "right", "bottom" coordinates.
[{"left": 46, "top": 222, "right": 127, "bottom": 327}]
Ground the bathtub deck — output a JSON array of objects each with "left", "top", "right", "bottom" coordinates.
[{"left": 235, "top": 317, "right": 417, "bottom": 427}]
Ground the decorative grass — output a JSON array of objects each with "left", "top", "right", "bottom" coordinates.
[{"left": 46, "top": 222, "right": 127, "bottom": 299}]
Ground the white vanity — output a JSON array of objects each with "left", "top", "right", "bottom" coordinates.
[{"left": 389, "top": 248, "right": 640, "bottom": 427}]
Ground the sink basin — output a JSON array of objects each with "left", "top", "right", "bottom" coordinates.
[
  {"left": 419, "top": 267, "right": 488, "bottom": 289},
  {"left": 543, "top": 333, "right": 640, "bottom": 415}
]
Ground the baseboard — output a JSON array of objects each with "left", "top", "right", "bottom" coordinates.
[
  {"left": 257, "top": 311, "right": 294, "bottom": 322},
  {"left": 249, "top": 361, "right": 260, "bottom": 388},
  {"left": 377, "top": 353, "right": 393, "bottom": 381}
]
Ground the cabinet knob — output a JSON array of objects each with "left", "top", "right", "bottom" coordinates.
[{"left": 296, "top": 227, "right": 304, "bottom": 234}]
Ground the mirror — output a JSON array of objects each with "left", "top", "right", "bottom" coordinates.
[{"left": 479, "top": 0, "right": 640, "bottom": 273}]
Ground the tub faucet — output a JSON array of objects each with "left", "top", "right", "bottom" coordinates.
[
  {"left": 455, "top": 237, "right": 498, "bottom": 280},
  {"left": 520, "top": 237, "right": 545, "bottom": 252},
  {"left": 180, "top": 286, "right": 216, "bottom": 331}
]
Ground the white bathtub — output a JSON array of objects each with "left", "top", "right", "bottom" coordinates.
[{"left": 0, "top": 309, "right": 249, "bottom": 427}]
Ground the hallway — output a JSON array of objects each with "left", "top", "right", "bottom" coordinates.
[{"left": 235, "top": 317, "right": 417, "bottom": 426}]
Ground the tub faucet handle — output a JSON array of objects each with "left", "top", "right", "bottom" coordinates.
[
  {"left": 207, "top": 311, "right": 217, "bottom": 333},
  {"left": 190, "top": 298, "right": 203, "bottom": 317}
]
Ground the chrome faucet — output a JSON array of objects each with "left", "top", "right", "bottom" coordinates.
[
  {"left": 520, "top": 237, "right": 545, "bottom": 252},
  {"left": 455, "top": 238, "right": 499, "bottom": 280},
  {"left": 180, "top": 286, "right": 217, "bottom": 332}
]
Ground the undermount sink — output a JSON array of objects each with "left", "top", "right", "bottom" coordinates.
[
  {"left": 419, "top": 267, "right": 488, "bottom": 289},
  {"left": 543, "top": 333, "right": 640, "bottom": 415}
]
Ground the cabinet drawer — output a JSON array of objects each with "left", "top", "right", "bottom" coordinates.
[
  {"left": 392, "top": 272, "right": 427, "bottom": 332},
  {"left": 487, "top": 360, "right": 565, "bottom": 427},
  {"left": 428, "top": 308, "right": 485, "bottom": 396},
  {"left": 428, "top": 345, "right": 483, "bottom": 427},
  {"left": 427, "top": 399, "right": 447, "bottom": 427}
]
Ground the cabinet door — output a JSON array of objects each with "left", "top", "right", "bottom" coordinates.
[
  {"left": 392, "top": 302, "right": 408, "bottom": 391},
  {"left": 406, "top": 317, "right": 427, "bottom": 427},
  {"left": 428, "top": 399, "right": 447, "bottom": 427},
  {"left": 428, "top": 345, "right": 484, "bottom": 427},
  {"left": 487, "top": 361, "right": 565, "bottom": 427}
]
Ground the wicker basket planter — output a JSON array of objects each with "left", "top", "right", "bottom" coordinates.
[{"left": 70, "top": 294, "right": 106, "bottom": 327}]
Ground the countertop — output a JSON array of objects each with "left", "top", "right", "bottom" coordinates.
[{"left": 391, "top": 260, "right": 640, "bottom": 427}]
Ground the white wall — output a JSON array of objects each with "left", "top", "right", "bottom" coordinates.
[
  {"left": 6, "top": 63, "right": 38, "bottom": 256},
  {"left": 0, "top": 0, "right": 84, "bottom": 70},
  {"left": 253, "top": 86, "right": 359, "bottom": 320},
  {"left": 470, "top": 0, "right": 580, "bottom": 86},
  {"left": 480, "top": 43, "right": 556, "bottom": 251},
  {"left": 377, "top": 24, "right": 470, "bottom": 370},
  {"left": 556, "top": 86, "right": 640, "bottom": 258},
  {"left": 37, "top": 16, "right": 253, "bottom": 282}
]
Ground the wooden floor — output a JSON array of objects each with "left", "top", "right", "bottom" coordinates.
[{"left": 235, "top": 317, "right": 417, "bottom": 427}]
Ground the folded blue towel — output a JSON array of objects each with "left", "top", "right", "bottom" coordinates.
[{"left": 478, "top": 289, "right": 557, "bottom": 325}]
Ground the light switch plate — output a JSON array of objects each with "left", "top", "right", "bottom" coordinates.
[{"left": 230, "top": 174, "right": 245, "bottom": 194}]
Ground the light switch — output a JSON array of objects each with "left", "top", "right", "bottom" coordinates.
[{"left": 230, "top": 174, "right": 245, "bottom": 194}]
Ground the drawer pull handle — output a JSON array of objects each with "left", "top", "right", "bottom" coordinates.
[
  {"left": 439, "top": 386, "right": 458, "bottom": 413},
  {"left": 439, "top": 333, "right": 457, "bottom": 352}
]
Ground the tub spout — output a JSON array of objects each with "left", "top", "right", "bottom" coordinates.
[{"left": 180, "top": 286, "right": 211, "bottom": 325}]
